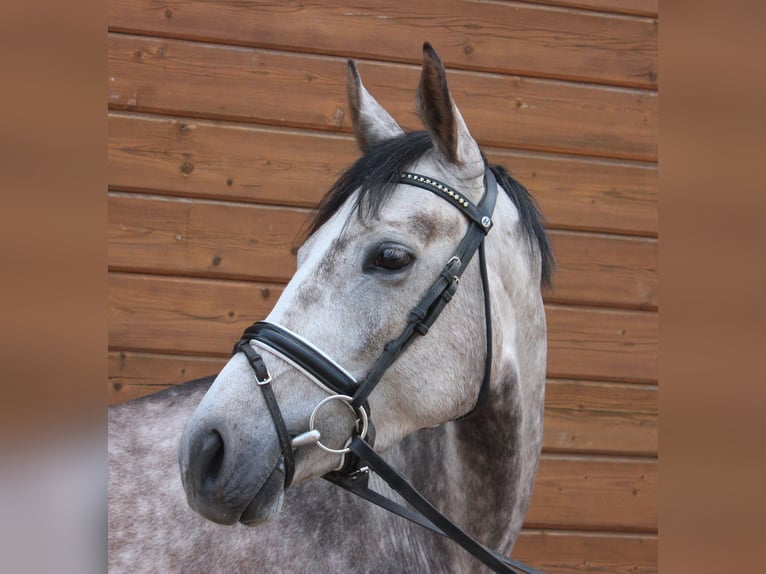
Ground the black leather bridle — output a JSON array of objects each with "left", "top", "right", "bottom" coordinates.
[{"left": 232, "top": 168, "right": 544, "bottom": 574}]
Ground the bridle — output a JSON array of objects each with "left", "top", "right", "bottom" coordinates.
[{"left": 232, "top": 168, "right": 544, "bottom": 574}]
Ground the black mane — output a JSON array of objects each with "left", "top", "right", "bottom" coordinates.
[{"left": 304, "top": 131, "right": 554, "bottom": 288}]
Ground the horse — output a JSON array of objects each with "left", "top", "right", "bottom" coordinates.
[{"left": 108, "top": 43, "right": 554, "bottom": 573}]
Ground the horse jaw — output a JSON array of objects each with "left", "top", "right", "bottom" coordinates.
[{"left": 238, "top": 460, "right": 286, "bottom": 525}]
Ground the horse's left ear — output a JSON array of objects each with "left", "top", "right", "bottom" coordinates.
[
  {"left": 347, "top": 60, "right": 404, "bottom": 152},
  {"left": 417, "top": 43, "right": 483, "bottom": 169}
]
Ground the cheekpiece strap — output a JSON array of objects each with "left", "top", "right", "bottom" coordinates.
[
  {"left": 351, "top": 168, "right": 498, "bottom": 411},
  {"left": 234, "top": 340, "right": 296, "bottom": 488}
]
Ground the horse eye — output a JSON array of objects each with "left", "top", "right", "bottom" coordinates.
[{"left": 373, "top": 245, "right": 414, "bottom": 271}]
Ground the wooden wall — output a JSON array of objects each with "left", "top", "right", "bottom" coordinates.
[{"left": 108, "top": 1, "right": 657, "bottom": 572}]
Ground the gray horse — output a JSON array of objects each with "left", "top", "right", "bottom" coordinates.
[{"left": 109, "top": 44, "right": 553, "bottom": 573}]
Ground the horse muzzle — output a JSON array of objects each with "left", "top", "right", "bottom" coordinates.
[{"left": 178, "top": 410, "right": 285, "bottom": 525}]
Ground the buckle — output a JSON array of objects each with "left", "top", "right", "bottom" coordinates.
[
  {"left": 446, "top": 256, "right": 461, "bottom": 272},
  {"left": 349, "top": 466, "right": 369, "bottom": 481},
  {"left": 255, "top": 372, "right": 272, "bottom": 386}
]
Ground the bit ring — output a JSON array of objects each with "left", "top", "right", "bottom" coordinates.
[{"left": 308, "top": 395, "right": 368, "bottom": 455}]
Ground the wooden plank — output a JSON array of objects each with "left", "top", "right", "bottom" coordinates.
[
  {"left": 515, "top": 530, "right": 657, "bottom": 573},
  {"left": 108, "top": 273, "right": 283, "bottom": 355},
  {"left": 109, "top": 274, "right": 656, "bottom": 382},
  {"left": 107, "top": 357, "right": 657, "bottom": 539},
  {"left": 500, "top": 149, "right": 657, "bottom": 237},
  {"left": 110, "top": 383, "right": 173, "bottom": 404},
  {"left": 545, "top": 379, "right": 655, "bottom": 413},
  {"left": 109, "top": 193, "right": 656, "bottom": 309},
  {"left": 520, "top": 0, "right": 657, "bottom": 17},
  {"left": 525, "top": 455, "right": 657, "bottom": 531},
  {"left": 108, "top": 113, "right": 657, "bottom": 236},
  {"left": 548, "top": 231, "right": 657, "bottom": 309},
  {"left": 108, "top": 194, "right": 303, "bottom": 283},
  {"left": 112, "top": 381, "right": 657, "bottom": 456},
  {"left": 107, "top": 0, "right": 657, "bottom": 89},
  {"left": 543, "top": 380, "right": 657, "bottom": 455},
  {"left": 108, "top": 352, "right": 656, "bottom": 456},
  {"left": 107, "top": 113, "right": 352, "bottom": 208},
  {"left": 107, "top": 34, "right": 657, "bottom": 161},
  {"left": 108, "top": 350, "right": 225, "bottom": 403},
  {"left": 546, "top": 305, "right": 656, "bottom": 383}
]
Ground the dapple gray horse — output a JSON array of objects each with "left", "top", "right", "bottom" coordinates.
[{"left": 109, "top": 44, "right": 553, "bottom": 573}]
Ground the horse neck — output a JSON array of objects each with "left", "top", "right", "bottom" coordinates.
[
  {"left": 394, "top": 241, "right": 547, "bottom": 555},
  {"left": 391, "top": 373, "right": 542, "bottom": 558},
  {"left": 450, "top": 188, "right": 547, "bottom": 551},
  {"left": 452, "top": 371, "right": 543, "bottom": 551},
  {"left": 470, "top": 189, "right": 547, "bottom": 550}
]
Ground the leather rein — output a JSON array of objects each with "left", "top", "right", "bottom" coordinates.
[{"left": 232, "top": 168, "right": 544, "bottom": 574}]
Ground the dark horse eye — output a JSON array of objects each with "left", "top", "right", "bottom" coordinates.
[{"left": 373, "top": 244, "right": 415, "bottom": 271}]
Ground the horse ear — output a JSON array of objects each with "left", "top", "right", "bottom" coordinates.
[
  {"left": 417, "top": 43, "right": 482, "bottom": 169},
  {"left": 347, "top": 60, "right": 404, "bottom": 152}
]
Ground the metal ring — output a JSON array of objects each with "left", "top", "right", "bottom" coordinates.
[{"left": 308, "top": 395, "right": 368, "bottom": 455}]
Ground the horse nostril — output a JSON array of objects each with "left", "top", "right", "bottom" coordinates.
[{"left": 198, "top": 430, "right": 225, "bottom": 484}]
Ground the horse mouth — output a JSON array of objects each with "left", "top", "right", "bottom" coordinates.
[{"left": 238, "top": 457, "right": 286, "bottom": 526}]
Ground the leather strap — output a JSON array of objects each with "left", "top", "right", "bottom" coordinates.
[
  {"left": 459, "top": 240, "right": 493, "bottom": 418},
  {"left": 324, "top": 437, "right": 545, "bottom": 574},
  {"left": 350, "top": 169, "right": 498, "bottom": 412},
  {"left": 237, "top": 324, "right": 376, "bottom": 479},
  {"left": 241, "top": 322, "right": 360, "bottom": 397},
  {"left": 235, "top": 341, "right": 296, "bottom": 489},
  {"left": 229, "top": 167, "right": 545, "bottom": 573},
  {"left": 398, "top": 172, "right": 494, "bottom": 232}
]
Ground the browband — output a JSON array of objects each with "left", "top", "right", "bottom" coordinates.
[{"left": 397, "top": 172, "right": 493, "bottom": 232}]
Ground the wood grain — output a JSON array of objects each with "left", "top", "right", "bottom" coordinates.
[
  {"left": 548, "top": 231, "right": 657, "bottom": 309},
  {"left": 546, "top": 305, "right": 657, "bottom": 382},
  {"left": 108, "top": 352, "right": 656, "bottom": 457},
  {"left": 501, "top": 150, "right": 657, "bottom": 237},
  {"left": 108, "top": 113, "right": 657, "bottom": 236},
  {"left": 520, "top": 0, "right": 657, "bottom": 17},
  {"left": 108, "top": 363, "right": 657, "bottom": 533},
  {"left": 108, "top": 273, "right": 283, "bottom": 355},
  {"left": 107, "top": 112, "right": 354, "bottom": 206},
  {"left": 526, "top": 455, "right": 657, "bottom": 531},
  {"left": 108, "top": 350, "right": 225, "bottom": 403},
  {"left": 108, "top": 0, "right": 657, "bottom": 88},
  {"left": 108, "top": 193, "right": 304, "bottom": 283},
  {"left": 107, "top": 356, "right": 657, "bottom": 531},
  {"left": 108, "top": 34, "right": 657, "bottom": 161},
  {"left": 109, "top": 274, "right": 656, "bottom": 382},
  {"left": 546, "top": 304, "right": 656, "bottom": 382},
  {"left": 515, "top": 530, "right": 657, "bottom": 573},
  {"left": 106, "top": 0, "right": 658, "bottom": 565},
  {"left": 543, "top": 379, "right": 656, "bottom": 455},
  {"left": 108, "top": 193, "right": 656, "bottom": 309}
]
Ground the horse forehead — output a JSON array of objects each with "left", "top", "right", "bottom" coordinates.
[
  {"left": 299, "top": 177, "right": 468, "bottom": 267},
  {"left": 305, "top": 197, "right": 460, "bottom": 263},
  {"left": 359, "top": 194, "right": 461, "bottom": 242}
]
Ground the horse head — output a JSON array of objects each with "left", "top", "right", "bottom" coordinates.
[{"left": 177, "top": 44, "right": 550, "bottom": 532}]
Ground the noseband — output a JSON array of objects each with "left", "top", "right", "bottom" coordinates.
[{"left": 232, "top": 168, "right": 543, "bottom": 574}]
